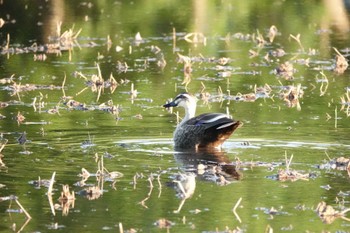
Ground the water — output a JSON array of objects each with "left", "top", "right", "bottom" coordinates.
[{"left": 1, "top": 0, "right": 350, "bottom": 232}]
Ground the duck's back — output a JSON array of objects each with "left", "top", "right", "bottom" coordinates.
[{"left": 174, "top": 113, "right": 241, "bottom": 150}]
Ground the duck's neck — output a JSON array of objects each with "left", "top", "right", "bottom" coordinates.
[{"left": 180, "top": 102, "right": 196, "bottom": 125}]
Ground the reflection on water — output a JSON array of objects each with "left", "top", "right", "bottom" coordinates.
[
  {"left": 174, "top": 149, "right": 242, "bottom": 184},
  {"left": 169, "top": 172, "right": 196, "bottom": 213}
]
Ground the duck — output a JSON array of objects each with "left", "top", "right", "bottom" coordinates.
[{"left": 163, "top": 92, "right": 242, "bottom": 150}]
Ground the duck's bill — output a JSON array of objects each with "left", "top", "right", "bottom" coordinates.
[{"left": 163, "top": 101, "right": 177, "bottom": 108}]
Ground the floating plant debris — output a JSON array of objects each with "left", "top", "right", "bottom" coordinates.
[
  {"left": 333, "top": 47, "right": 348, "bottom": 74},
  {"left": 280, "top": 84, "right": 304, "bottom": 110},
  {"left": 268, "top": 152, "right": 310, "bottom": 181},
  {"left": 318, "top": 156, "right": 350, "bottom": 177},
  {"left": 77, "top": 186, "right": 103, "bottom": 200},
  {"left": 57, "top": 185, "right": 75, "bottom": 216},
  {"left": 49, "top": 21, "right": 82, "bottom": 51},
  {"left": 74, "top": 64, "right": 122, "bottom": 102},
  {"left": 154, "top": 218, "right": 174, "bottom": 229},
  {"left": 184, "top": 32, "right": 207, "bottom": 46},
  {"left": 28, "top": 177, "right": 54, "bottom": 189},
  {"left": 58, "top": 185, "right": 75, "bottom": 202},
  {"left": 270, "top": 48, "right": 286, "bottom": 57},
  {"left": 75, "top": 153, "right": 123, "bottom": 194},
  {"left": 274, "top": 61, "right": 295, "bottom": 80},
  {"left": 14, "top": 111, "right": 25, "bottom": 123},
  {"left": 276, "top": 168, "right": 310, "bottom": 182},
  {"left": 316, "top": 201, "right": 350, "bottom": 224}
]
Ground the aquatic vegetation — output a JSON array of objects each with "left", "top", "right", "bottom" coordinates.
[
  {"left": 267, "top": 25, "right": 278, "bottom": 43},
  {"left": 0, "top": 22, "right": 81, "bottom": 57},
  {"left": 316, "top": 201, "right": 350, "bottom": 224},
  {"left": 49, "top": 22, "right": 82, "bottom": 51},
  {"left": 57, "top": 185, "right": 76, "bottom": 216},
  {"left": 78, "top": 186, "right": 103, "bottom": 201},
  {"left": 75, "top": 63, "right": 124, "bottom": 102},
  {"left": 184, "top": 32, "right": 207, "bottom": 46},
  {"left": 274, "top": 61, "right": 295, "bottom": 80},
  {"left": 280, "top": 84, "right": 304, "bottom": 110},
  {"left": 268, "top": 152, "right": 310, "bottom": 182},
  {"left": 154, "top": 218, "right": 174, "bottom": 229},
  {"left": 333, "top": 47, "right": 348, "bottom": 74},
  {"left": 318, "top": 155, "right": 350, "bottom": 177},
  {"left": 28, "top": 177, "right": 53, "bottom": 189},
  {"left": 58, "top": 184, "right": 75, "bottom": 202},
  {"left": 0, "top": 139, "right": 7, "bottom": 169},
  {"left": 75, "top": 153, "right": 123, "bottom": 198},
  {"left": 340, "top": 87, "right": 350, "bottom": 116}
]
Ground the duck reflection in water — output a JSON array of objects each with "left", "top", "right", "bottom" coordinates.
[
  {"left": 174, "top": 149, "right": 242, "bottom": 184},
  {"left": 169, "top": 149, "right": 242, "bottom": 213},
  {"left": 169, "top": 172, "right": 196, "bottom": 213}
]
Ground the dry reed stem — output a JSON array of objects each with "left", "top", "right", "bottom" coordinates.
[
  {"left": 32, "top": 97, "right": 37, "bottom": 112},
  {"left": 138, "top": 176, "right": 154, "bottom": 209},
  {"left": 289, "top": 34, "right": 304, "bottom": 52},
  {"left": 172, "top": 27, "right": 176, "bottom": 53},
  {"left": 47, "top": 193, "right": 55, "bottom": 216},
  {"left": 232, "top": 197, "right": 242, "bottom": 223},
  {"left": 133, "top": 174, "right": 137, "bottom": 190},
  {"left": 119, "top": 222, "right": 123, "bottom": 233},
  {"left": 157, "top": 174, "right": 162, "bottom": 198},
  {"left": 62, "top": 73, "right": 66, "bottom": 98},
  {"left": 0, "top": 139, "right": 8, "bottom": 153},
  {"left": 17, "top": 218, "right": 31, "bottom": 233},
  {"left": 335, "top": 106, "right": 338, "bottom": 129},
  {"left": 333, "top": 47, "right": 343, "bottom": 57},
  {"left": 47, "top": 172, "right": 56, "bottom": 195},
  {"left": 324, "top": 151, "right": 332, "bottom": 161},
  {"left": 319, "top": 71, "right": 328, "bottom": 96},
  {"left": 285, "top": 151, "right": 293, "bottom": 172},
  {"left": 265, "top": 224, "right": 273, "bottom": 233},
  {"left": 15, "top": 199, "right": 31, "bottom": 219}
]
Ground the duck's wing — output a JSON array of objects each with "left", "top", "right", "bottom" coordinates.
[
  {"left": 185, "top": 113, "right": 235, "bottom": 128},
  {"left": 185, "top": 113, "right": 242, "bottom": 148}
]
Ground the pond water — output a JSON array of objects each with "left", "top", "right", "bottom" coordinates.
[{"left": 1, "top": 0, "right": 350, "bottom": 232}]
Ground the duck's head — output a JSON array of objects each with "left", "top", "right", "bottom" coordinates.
[{"left": 163, "top": 92, "right": 197, "bottom": 109}]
